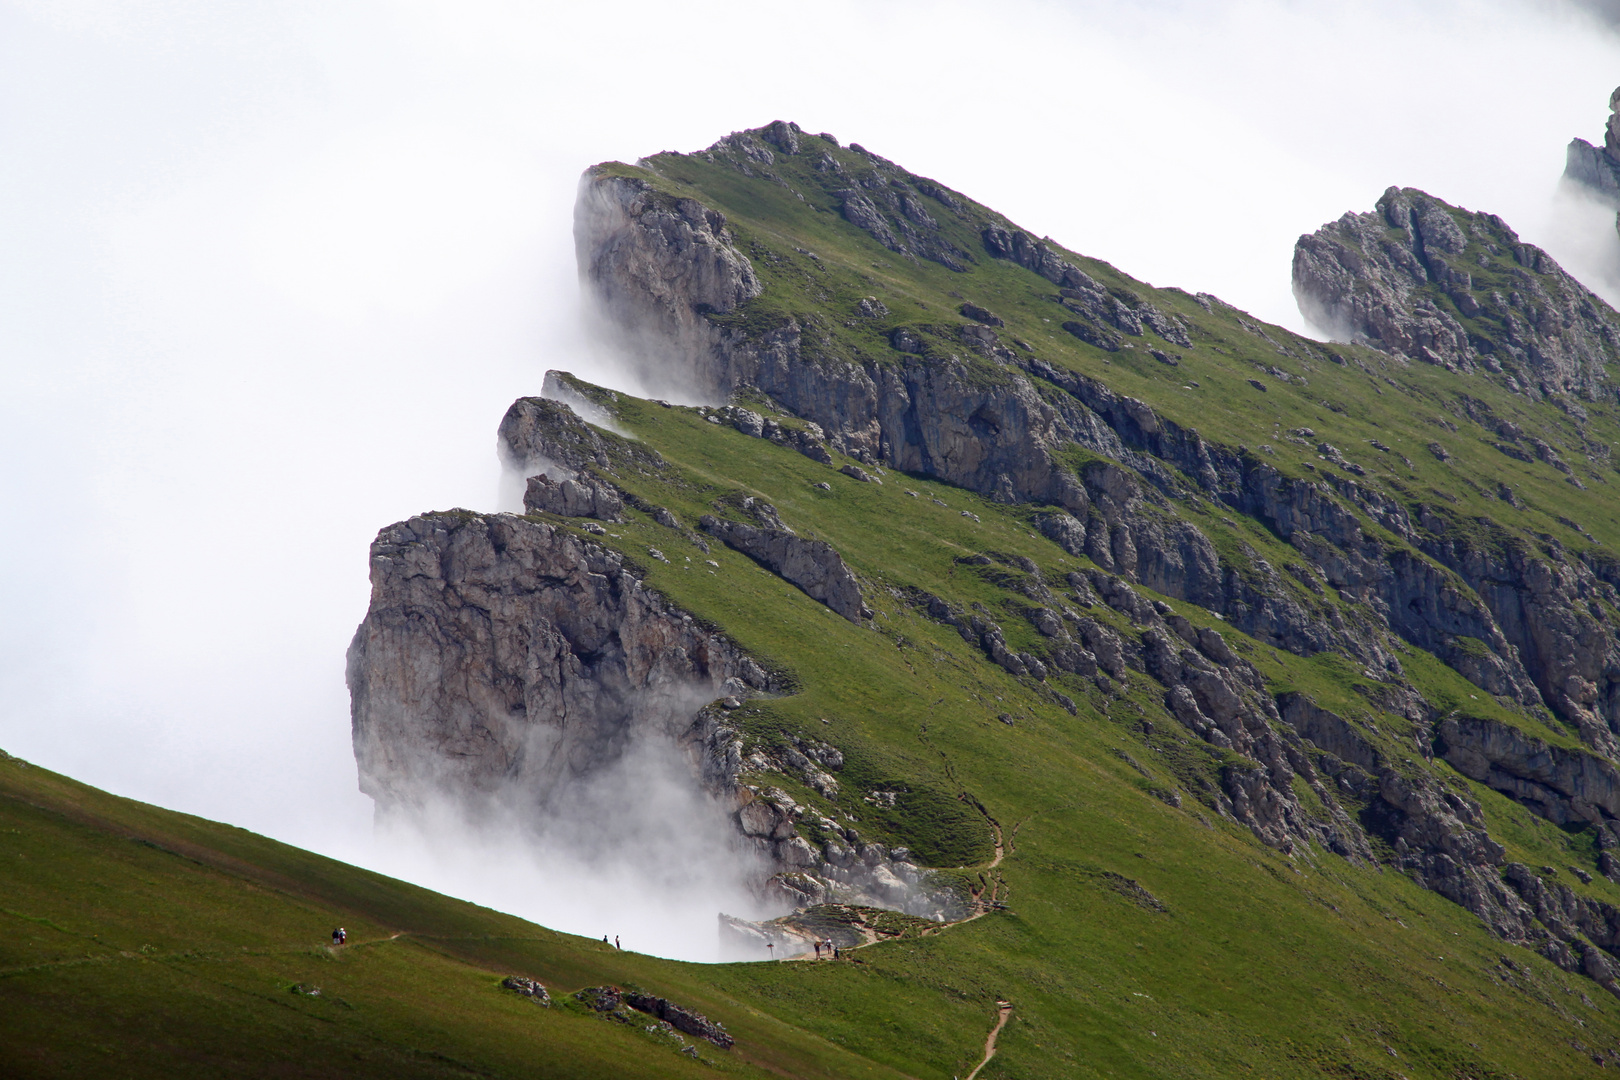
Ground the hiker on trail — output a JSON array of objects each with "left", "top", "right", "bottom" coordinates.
[
  {"left": 833, "top": 945, "right": 840, "bottom": 960},
  {"left": 615, "top": 936, "right": 621, "bottom": 950},
  {"left": 814, "top": 941, "right": 821, "bottom": 959},
  {"left": 339, "top": 928, "right": 347, "bottom": 945},
  {"left": 332, "top": 928, "right": 341, "bottom": 946},
  {"left": 602, "top": 935, "right": 609, "bottom": 944}
]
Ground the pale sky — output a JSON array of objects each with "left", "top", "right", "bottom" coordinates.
[{"left": 2, "top": 0, "right": 1618, "bottom": 949}]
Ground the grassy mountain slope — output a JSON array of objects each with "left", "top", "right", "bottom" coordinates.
[
  {"left": 0, "top": 749, "right": 969, "bottom": 1079},
  {"left": 481, "top": 375, "right": 1620, "bottom": 1078}
]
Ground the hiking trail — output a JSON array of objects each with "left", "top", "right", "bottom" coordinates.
[{"left": 964, "top": 1000, "right": 1013, "bottom": 1080}]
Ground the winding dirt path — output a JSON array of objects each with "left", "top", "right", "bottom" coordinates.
[{"left": 964, "top": 1001, "right": 1013, "bottom": 1080}]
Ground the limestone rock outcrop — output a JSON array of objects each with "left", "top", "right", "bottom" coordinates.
[
  {"left": 699, "top": 505, "right": 871, "bottom": 624},
  {"left": 355, "top": 124, "right": 1620, "bottom": 1001},
  {"left": 346, "top": 511, "right": 771, "bottom": 810},
  {"left": 524, "top": 472, "right": 623, "bottom": 520},
  {"left": 501, "top": 976, "right": 551, "bottom": 1006},
  {"left": 498, "top": 394, "right": 644, "bottom": 477},
  {"left": 353, "top": 384, "right": 961, "bottom": 918},
  {"left": 1292, "top": 186, "right": 1620, "bottom": 399},
  {"left": 576, "top": 172, "right": 760, "bottom": 399},
  {"left": 1565, "top": 86, "right": 1620, "bottom": 206},
  {"left": 623, "top": 991, "right": 734, "bottom": 1049}
]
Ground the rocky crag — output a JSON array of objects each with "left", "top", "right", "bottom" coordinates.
[
  {"left": 1293, "top": 186, "right": 1620, "bottom": 398},
  {"left": 1567, "top": 85, "right": 1620, "bottom": 210}
]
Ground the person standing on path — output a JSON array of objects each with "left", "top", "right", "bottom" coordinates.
[
  {"left": 814, "top": 941, "right": 821, "bottom": 959},
  {"left": 615, "top": 936, "right": 621, "bottom": 950}
]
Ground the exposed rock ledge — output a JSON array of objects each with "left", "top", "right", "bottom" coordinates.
[
  {"left": 1292, "top": 186, "right": 1619, "bottom": 399},
  {"left": 1438, "top": 715, "right": 1620, "bottom": 829},
  {"left": 699, "top": 507, "right": 871, "bottom": 624},
  {"left": 1565, "top": 86, "right": 1620, "bottom": 207},
  {"left": 347, "top": 511, "right": 771, "bottom": 809}
]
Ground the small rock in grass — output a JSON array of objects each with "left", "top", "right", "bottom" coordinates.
[
  {"left": 502, "top": 976, "right": 551, "bottom": 1006},
  {"left": 960, "top": 302, "right": 1004, "bottom": 326}
]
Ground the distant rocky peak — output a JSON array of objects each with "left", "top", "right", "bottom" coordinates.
[
  {"left": 1564, "top": 85, "right": 1620, "bottom": 207},
  {"left": 1293, "top": 186, "right": 1620, "bottom": 401}
]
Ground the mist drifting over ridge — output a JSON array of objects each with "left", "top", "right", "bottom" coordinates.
[{"left": 5, "top": 0, "right": 1620, "bottom": 958}]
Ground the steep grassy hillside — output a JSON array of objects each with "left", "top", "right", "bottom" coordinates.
[
  {"left": 471, "top": 373, "right": 1620, "bottom": 1078},
  {"left": 0, "top": 750, "right": 977, "bottom": 1079}
]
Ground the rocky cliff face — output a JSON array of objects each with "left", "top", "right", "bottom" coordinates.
[
  {"left": 1566, "top": 86, "right": 1620, "bottom": 208},
  {"left": 1293, "top": 187, "right": 1620, "bottom": 399},
  {"left": 575, "top": 173, "right": 761, "bottom": 401},
  {"left": 347, "top": 509, "right": 770, "bottom": 811}
]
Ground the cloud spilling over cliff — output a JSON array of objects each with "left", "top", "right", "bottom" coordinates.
[
  {"left": 1, "top": 0, "right": 1619, "bottom": 959},
  {"left": 368, "top": 734, "right": 771, "bottom": 963}
]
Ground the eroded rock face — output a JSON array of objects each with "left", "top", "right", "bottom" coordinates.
[
  {"left": 576, "top": 174, "right": 760, "bottom": 400},
  {"left": 623, "top": 991, "right": 734, "bottom": 1049},
  {"left": 1439, "top": 715, "right": 1620, "bottom": 827},
  {"left": 347, "top": 511, "right": 770, "bottom": 810},
  {"left": 524, "top": 473, "right": 623, "bottom": 521},
  {"left": 1565, "top": 86, "right": 1620, "bottom": 206},
  {"left": 1292, "top": 187, "right": 1620, "bottom": 399},
  {"left": 1274, "top": 691, "right": 1620, "bottom": 986},
  {"left": 498, "top": 395, "right": 635, "bottom": 476},
  {"left": 698, "top": 507, "right": 871, "bottom": 623},
  {"left": 501, "top": 976, "right": 550, "bottom": 1006}
]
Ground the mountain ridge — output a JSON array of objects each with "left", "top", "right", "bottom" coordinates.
[{"left": 334, "top": 119, "right": 1620, "bottom": 1073}]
